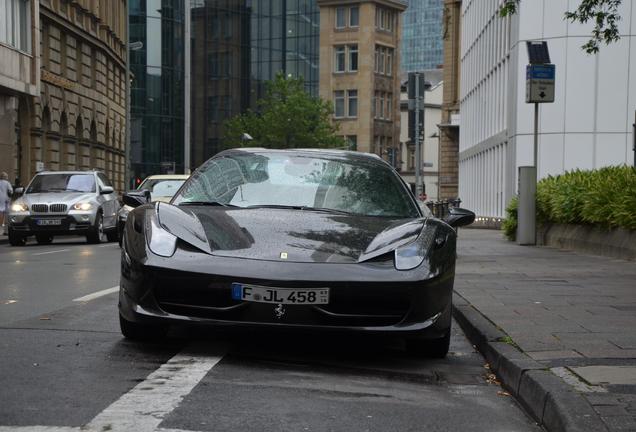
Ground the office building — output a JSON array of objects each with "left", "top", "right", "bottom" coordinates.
[
  {"left": 1, "top": 0, "right": 127, "bottom": 190},
  {"left": 129, "top": 0, "right": 186, "bottom": 183},
  {"left": 459, "top": 0, "right": 636, "bottom": 219},
  {"left": 189, "top": 0, "right": 320, "bottom": 167},
  {"left": 400, "top": 0, "right": 443, "bottom": 72},
  {"left": 318, "top": 0, "right": 406, "bottom": 161}
]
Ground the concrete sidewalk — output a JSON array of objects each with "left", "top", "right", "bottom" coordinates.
[{"left": 455, "top": 229, "right": 636, "bottom": 432}]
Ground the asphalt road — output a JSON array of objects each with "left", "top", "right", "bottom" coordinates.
[{"left": 0, "top": 237, "right": 542, "bottom": 432}]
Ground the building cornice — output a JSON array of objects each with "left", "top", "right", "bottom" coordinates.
[
  {"left": 317, "top": 0, "right": 407, "bottom": 12},
  {"left": 40, "top": 7, "right": 125, "bottom": 69}
]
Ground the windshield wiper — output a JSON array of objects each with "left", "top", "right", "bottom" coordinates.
[
  {"left": 246, "top": 204, "right": 354, "bottom": 216},
  {"left": 179, "top": 201, "right": 236, "bottom": 207}
]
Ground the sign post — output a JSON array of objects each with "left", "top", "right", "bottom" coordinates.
[{"left": 518, "top": 42, "right": 555, "bottom": 245}]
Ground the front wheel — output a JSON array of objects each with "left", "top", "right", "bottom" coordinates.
[
  {"left": 119, "top": 314, "right": 167, "bottom": 341},
  {"left": 8, "top": 228, "right": 26, "bottom": 246},
  {"left": 86, "top": 212, "right": 105, "bottom": 244},
  {"left": 406, "top": 329, "right": 451, "bottom": 359}
]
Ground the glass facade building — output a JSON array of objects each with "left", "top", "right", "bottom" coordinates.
[
  {"left": 190, "top": 0, "right": 319, "bottom": 166},
  {"left": 401, "top": 0, "right": 443, "bottom": 72},
  {"left": 129, "top": 0, "right": 186, "bottom": 183}
]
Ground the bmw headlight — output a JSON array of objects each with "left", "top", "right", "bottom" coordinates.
[
  {"left": 73, "top": 202, "right": 93, "bottom": 211},
  {"left": 11, "top": 202, "right": 28, "bottom": 212},
  {"left": 394, "top": 226, "right": 437, "bottom": 271}
]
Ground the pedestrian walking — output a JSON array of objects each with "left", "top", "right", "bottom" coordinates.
[{"left": 0, "top": 172, "right": 13, "bottom": 235}]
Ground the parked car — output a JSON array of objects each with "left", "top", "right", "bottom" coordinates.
[
  {"left": 8, "top": 171, "right": 119, "bottom": 246},
  {"left": 117, "top": 175, "right": 189, "bottom": 246},
  {"left": 119, "top": 149, "right": 474, "bottom": 357}
]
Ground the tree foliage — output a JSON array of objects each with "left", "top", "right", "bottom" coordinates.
[
  {"left": 500, "top": 0, "right": 622, "bottom": 53},
  {"left": 222, "top": 72, "right": 346, "bottom": 149}
]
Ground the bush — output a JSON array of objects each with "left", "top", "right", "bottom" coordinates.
[
  {"left": 502, "top": 165, "right": 636, "bottom": 238},
  {"left": 502, "top": 196, "right": 518, "bottom": 241}
]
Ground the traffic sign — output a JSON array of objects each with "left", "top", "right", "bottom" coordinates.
[{"left": 526, "top": 64, "right": 555, "bottom": 103}]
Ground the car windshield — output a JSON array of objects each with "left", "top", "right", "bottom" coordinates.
[
  {"left": 138, "top": 179, "right": 186, "bottom": 200},
  {"left": 26, "top": 174, "right": 96, "bottom": 193},
  {"left": 173, "top": 152, "right": 420, "bottom": 218}
]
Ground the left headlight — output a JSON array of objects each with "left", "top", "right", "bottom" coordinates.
[
  {"left": 73, "top": 202, "right": 93, "bottom": 211},
  {"left": 11, "top": 202, "right": 28, "bottom": 212},
  {"left": 394, "top": 226, "right": 437, "bottom": 271}
]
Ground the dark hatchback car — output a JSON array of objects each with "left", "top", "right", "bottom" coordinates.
[{"left": 119, "top": 149, "right": 474, "bottom": 357}]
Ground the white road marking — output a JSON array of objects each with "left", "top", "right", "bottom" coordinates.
[
  {"left": 86, "top": 343, "right": 225, "bottom": 432},
  {"left": 32, "top": 249, "right": 70, "bottom": 256},
  {"left": 0, "top": 428, "right": 77, "bottom": 432},
  {"left": 0, "top": 344, "right": 226, "bottom": 432},
  {"left": 72, "top": 286, "right": 119, "bottom": 302}
]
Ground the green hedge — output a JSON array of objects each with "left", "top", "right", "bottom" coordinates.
[{"left": 503, "top": 166, "right": 636, "bottom": 240}]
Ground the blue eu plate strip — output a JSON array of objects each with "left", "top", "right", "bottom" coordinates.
[{"left": 231, "top": 283, "right": 242, "bottom": 300}]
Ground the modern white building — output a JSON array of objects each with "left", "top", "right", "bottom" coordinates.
[
  {"left": 459, "top": 0, "right": 636, "bottom": 219},
  {"left": 399, "top": 79, "right": 443, "bottom": 201}
]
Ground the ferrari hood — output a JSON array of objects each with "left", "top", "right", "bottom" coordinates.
[{"left": 156, "top": 203, "right": 425, "bottom": 264}]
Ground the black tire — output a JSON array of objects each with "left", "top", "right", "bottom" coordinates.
[
  {"left": 106, "top": 229, "right": 119, "bottom": 243},
  {"left": 119, "top": 314, "right": 167, "bottom": 341},
  {"left": 8, "top": 228, "right": 26, "bottom": 246},
  {"left": 86, "top": 212, "right": 105, "bottom": 244},
  {"left": 406, "top": 329, "right": 451, "bottom": 359},
  {"left": 35, "top": 234, "right": 54, "bottom": 245}
]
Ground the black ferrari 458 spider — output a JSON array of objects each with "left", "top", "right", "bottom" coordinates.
[{"left": 119, "top": 148, "right": 474, "bottom": 357}]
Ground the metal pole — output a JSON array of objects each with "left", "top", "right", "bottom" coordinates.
[
  {"left": 184, "top": 0, "right": 191, "bottom": 174},
  {"left": 633, "top": 110, "right": 635, "bottom": 168},
  {"left": 534, "top": 102, "right": 539, "bottom": 244},
  {"left": 124, "top": 0, "right": 131, "bottom": 190},
  {"left": 414, "top": 74, "right": 422, "bottom": 198}
]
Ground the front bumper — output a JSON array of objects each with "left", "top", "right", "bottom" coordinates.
[
  {"left": 119, "top": 252, "right": 454, "bottom": 339},
  {"left": 9, "top": 212, "right": 96, "bottom": 235}
]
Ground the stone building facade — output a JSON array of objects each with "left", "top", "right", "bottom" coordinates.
[
  {"left": 317, "top": 0, "right": 406, "bottom": 161},
  {"left": 1, "top": 0, "right": 127, "bottom": 191},
  {"left": 437, "top": 0, "right": 460, "bottom": 199}
]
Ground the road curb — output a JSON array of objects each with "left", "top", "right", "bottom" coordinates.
[{"left": 453, "top": 292, "right": 608, "bottom": 432}]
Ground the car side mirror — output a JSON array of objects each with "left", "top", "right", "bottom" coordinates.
[
  {"left": 14, "top": 187, "right": 24, "bottom": 196},
  {"left": 100, "top": 186, "right": 114, "bottom": 195},
  {"left": 122, "top": 189, "right": 151, "bottom": 208},
  {"left": 444, "top": 207, "right": 475, "bottom": 229}
]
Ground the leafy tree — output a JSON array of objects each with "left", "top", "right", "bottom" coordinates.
[
  {"left": 500, "top": 0, "right": 622, "bottom": 53},
  {"left": 223, "top": 72, "right": 346, "bottom": 149}
]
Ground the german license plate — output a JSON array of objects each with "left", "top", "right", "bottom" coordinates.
[
  {"left": 231, "top": 283, "right": 329, "bottom": 305},
  {"left": 36, "top": 219, "right": 62, "bottom": 226}
]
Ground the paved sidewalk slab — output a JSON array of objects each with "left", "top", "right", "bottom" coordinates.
[{"left": 455, "top": 229, "right": 636, "bottom": 432}]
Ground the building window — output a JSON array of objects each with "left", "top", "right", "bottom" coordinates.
[
  {"left": 334, "top": 90, "right": 345, "bottom": 117},
  {"left": 335, "top": 5, "right": 359, "bottom": 29},
  {"left": 334, "top": 45, "right": 357, "bottom": 73},
  {"left": 386, "top": 94, "right": 392, "bottom": 120},
  {"left": 376, "top": 7, "right": 394, "bottom": 32},
  {"left": 347, "top": 90, "right": 358, "bottom": 117},
  {"left": 335, "top": 7, "right": 346, "bottom": 28},
  {"left": 334, "top": 90, "right": 357, "bottom": 118},
  {"left": 0, "top": 0, "right": 31, "bottom": 53},
  {"left": 374, "top": 45, "right": 394, "bottom": 76},
  {"left": 349, "top": 6, "right": 359, "bottom": 27},
  {"left": 346, "top": 135, "right": 357, "bottom": 151},
  {"left": 379, "top": 92, "right": 384, "bottom": 119},
  {"left": 334, "top": 46, "right": 345, "bottom": 72},
  {"left": 348, "top": 44, "right": 358, "bottom": 72}
]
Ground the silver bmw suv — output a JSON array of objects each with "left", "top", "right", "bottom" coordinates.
[{"left": 8, "top": 171, "right": 120, "bottom": 246}]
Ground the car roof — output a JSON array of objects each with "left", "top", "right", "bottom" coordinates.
[
  {"left": 142, "top": 174, "right": 190, "bottom": 180},
  {"left": 35, "top": 171, "right": 99, "bottom": 175},
  {"left": 216, "top": 148, "right": 385, "bottom": 165}
]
